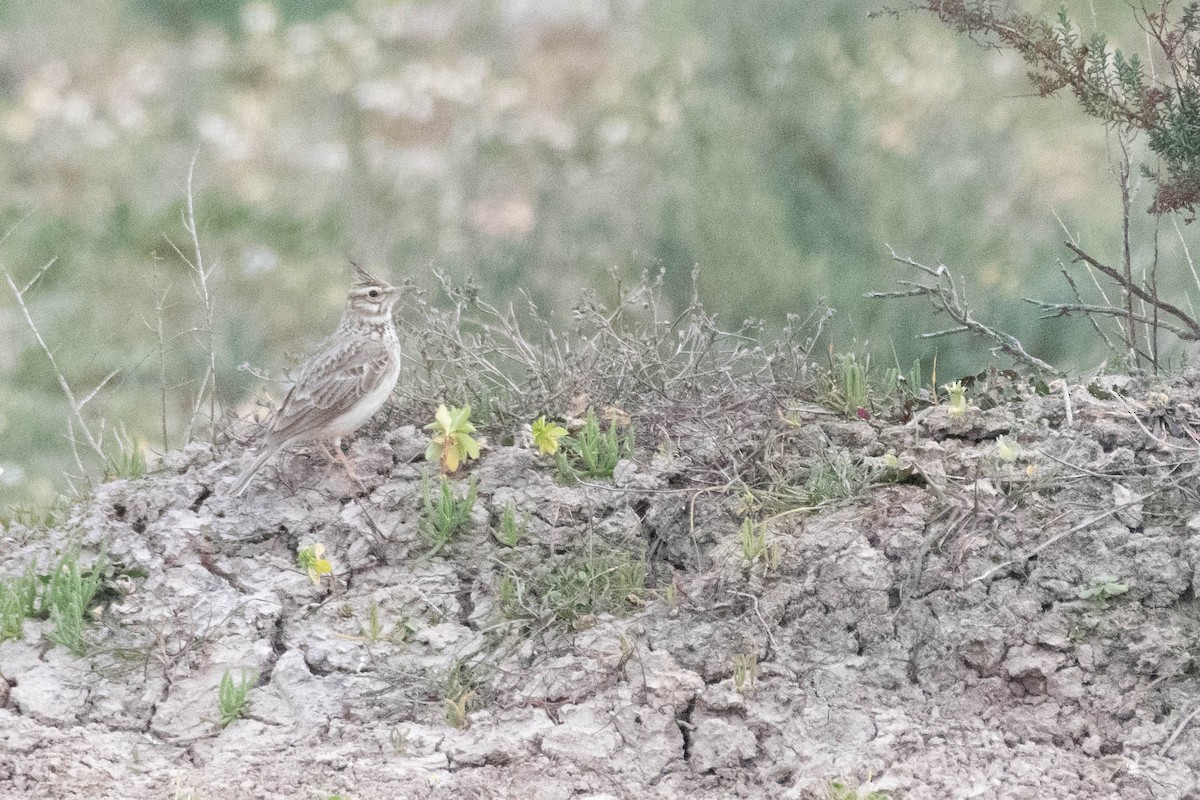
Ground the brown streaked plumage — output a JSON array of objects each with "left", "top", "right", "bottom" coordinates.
[{"left": 228, "top": 264, "right": 402, "bottom": 496}]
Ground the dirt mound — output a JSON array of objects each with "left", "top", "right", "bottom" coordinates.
[{"left": 3, "top": 370, "right": 1200, "bottom": 799}]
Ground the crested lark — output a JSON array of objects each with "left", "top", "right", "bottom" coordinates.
[{"left": 228, "top": 264, "right": 402, "bottom": 496}]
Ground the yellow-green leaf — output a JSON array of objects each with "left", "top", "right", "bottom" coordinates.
[
  {"left": 443, "top": 444, "right": 461, "bottom": 473},
  {"left": 461, "top": 433, "right": 481, "bottom": 460},
  {"left": 297, "top": 543, "right": 332, "bottom": 585},
  {"left": 531, "top": 416, "right": 568, "bottom": 455}
]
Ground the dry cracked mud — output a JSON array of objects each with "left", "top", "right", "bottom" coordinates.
[{"left": 4, "top": 370, "right": 1200, "bottom": 799}]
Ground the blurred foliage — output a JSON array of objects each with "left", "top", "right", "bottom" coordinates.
[
  {"left": 0, "top": 0, "right": 1192, "bottom": 506},
  {"left": 925, "top": 0, "right": 1200, "bottom": 216}
]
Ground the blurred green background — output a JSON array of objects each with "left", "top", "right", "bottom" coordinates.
[{"left": 0, "top": 1, "right": 1186, "bottom": 507}]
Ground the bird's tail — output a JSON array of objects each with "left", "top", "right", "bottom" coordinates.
[{"left": 227, "top": 443, "right": 282, "bottom": 497}]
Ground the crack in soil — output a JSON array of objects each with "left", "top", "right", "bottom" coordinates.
[
  {"left": 676, "top": 696, "right": 697, "bottom": 763},
  {"left": 454, "top": 567, "right": 477, "bottom": 629}
]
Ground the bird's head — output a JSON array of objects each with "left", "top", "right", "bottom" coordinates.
[{"left": 346, "top": 263, "right": 401, "bottom": 322}]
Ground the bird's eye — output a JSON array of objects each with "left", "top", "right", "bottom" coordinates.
[{"left": 368, "top": 289, "right": 380, "bottom": 298}]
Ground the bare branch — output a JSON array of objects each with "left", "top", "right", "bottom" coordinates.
[
  {"left": 175, "top": 152, "right": 220, "bottom": 445},
  {"left": 1173, "top": 217, "right": 1200, "bottom": 297},
  {"left": 1024, "top": 298, "right": 1193, "bottom": 339},
  {"left": 1065, "top": 242, "right": 1200, "bottom": 340},
  {"left": 1, "top": 262, "right": 108, "bottom": 464},
  {"left": 20, "top": 257, "right": 59, "bottom": 296},
  {"left": 873, "top": 248, "right": 1061, "bottom": 374}
]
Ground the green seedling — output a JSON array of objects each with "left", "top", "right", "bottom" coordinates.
[
  {"left": 828, "top": 780, "right": 890, "bottom": 800},
  {"left": 655, "top": 577, "right": 680, "bottom": 609},
  {"left": 365, "top": 601, "right": 413, "bottom": 643},
  {"left": 438, "top": 659, "right": 481, "bottom": 729},
  {"left": 492, "top": 501, "right": 529, "bottom": 547},
  {"left": 334, "top": 600, "right": 413, "bottom": 645},
  {"left": 905, "top": 357, "right": 924, "bottom": 400},
  {"left": 739, "top": 518, "right": 779, "bottom": 573},
  {"left": 497, "top": 573, "right": 519, "bottom": 614},
  {"left": 297, "top": 543, "right": 333, "bottom": 586},
  {"left": 801, "top": 451, "right": 874, "bottom": 508},
  {"left": 839, "top": 355, "right": 869, "bottom": 418},
  {"left": 944, "top": 380, "right": 967, "bottom": 417},
  {"left": 421, "top": 472, "right": 478, "bottom": 556},
  {"left": 733, "top": 652, "right": 758, "bottom": 694},
  {"left": 45, "top": 548, "right": 107, "bottom": 655},
  {"left": 425, "top": 404, "right": 481, "bottom": 473},
  {"left": 996, "top": 435, "right": 1020, "bottom": 463},
  {"left": 0, "top": 561, "right": 41, "bottom": 643},
  {"left": 361, "top": 600, "right": 386, "bottom": 641},
  {"left": 497, "top": 545, "right": 646, "bottom": 626},
  {"left": 0, "top": 588, "right": 25, "bottom": 643},
  {"left": 1078, "top": 576, "right": 1129, "bottom": 609},
  {"left": 0, "top": 497, "right": 70, "bottom": 532},
  {"left": 531, "top": 415, "right": 568, "bottom": 455},
  {"left": 556, "top": 407, "right": 634, "bottom": 481},
  {"left": 217, "top": 668, "right": 256, "bottom": 728},
  {"left": 172, "top": 777, "right": 202, "bottom": 800},
  {"left": 104, "top": 440, "right": 147, "bottom": 481}
]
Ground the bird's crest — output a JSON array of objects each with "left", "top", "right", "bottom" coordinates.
[{"left": 351, "top": 261, "right": 389, "bottom": 288}]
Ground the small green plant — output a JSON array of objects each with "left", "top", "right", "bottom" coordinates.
[
  {"left": 443, "top": 691, "right": 475, "bottom": 729},
  {"left": 901, "top": 357, "right": 924, "bottom": 400},
  {"left": 297, "top": 543, "right": 333, "bottom": 586},
  {"left": 555, "top": 407, "right": 634, "bottom": 481},
  {"left": 801, "top": 451, "right": 875, "bottom": 508},
  {"left": 733, "top": 652, "right": 758, "bottom": 694},
  {"left": 421, "top": 472, "right": 478, "bottom": 556},
  {"left": 172, "top": 776, "right": 202, "bottom": 800},
  {"left": 0, "top": 561, "right": 41, "bottom": 643},
  {"left": 424, "top": 404, "right": 481, "bottom": 473},
  {"left": 738, "top": 518, "right": 778, "bottom": 573},
  {"left": 497, "top": 544, "right": 647, "bottom": 626},
  {"left": 497, "top": 573, "right": 519, "bottom": 613},
  {"left": 360, "top": 600, "right": 387, "bottom": 641},
  {"left": 0, "top": 588, "right": 24, "bottom": 643},
  {"left": 491, "top": 501, "right": 529, "bottom": 547},
  {"left": 1078, "top": 576, "right": 1129, "bottom": 609},
  {"left": 655, "top": 577, "right": 680, "bottom": 609},
  {"left": 996, "top": 435, "right": 1020, "bottom": 463},
  {"left": 340, "top": 600, "right": 413, "bottom": 644},
  {"left": 838, "top": 354, "right": 869, "bottom": 418},
  {"left": 45, "top": 548, "right": 107, "bottom": 655},
  {"left": 217, "top": 667, "right": 256, "bottom": 728},
  {"left": 104, "top": 429, "right": 147, "bottom": 480},
  {"left": 944, "top": 380, "right": 967, "bottom": 417},
  {"left": 531, "top": 415, "right": 568, "bottom": 455},
  {"left": 438, "top": 658, "right": 482, "bottom": 729},
  {"left": 828, "top": 780, "right": 890, "bottom": 800},
  {"left": 0, "top": 497, "right": 71, "bottom": 532}
]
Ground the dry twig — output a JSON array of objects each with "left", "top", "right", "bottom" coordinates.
[{"left": 869, "top": 247, "right": 1060, "bottom": 374}]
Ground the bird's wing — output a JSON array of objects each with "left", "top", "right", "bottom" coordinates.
[{"left": 266, "top": 335, "right": 395, "bottom": 442}]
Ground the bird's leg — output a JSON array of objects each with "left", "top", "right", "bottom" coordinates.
[
  {"left": 331, "top": 436, "right": 366, "bottom": 491},
  {"left": 308, "top": 438, "right": 338, "bottom": 483},
  {"left": 315, "top": 439, "right": 340, "bottom": 465}
]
